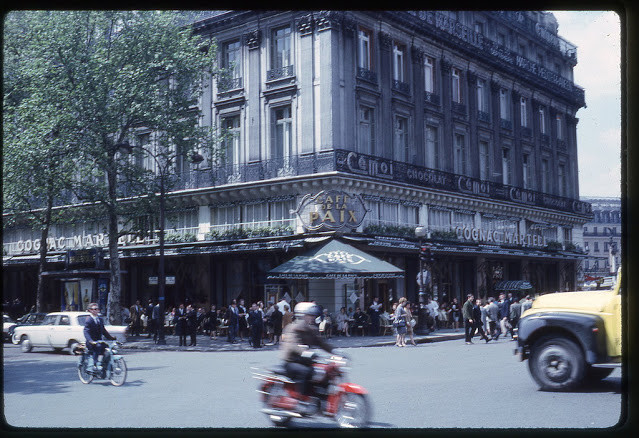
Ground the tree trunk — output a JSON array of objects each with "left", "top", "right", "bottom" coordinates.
[
  {"left": 36, "top": 196, "right": 53, "bottom": 313},
  {"left": 106, "top": 164, "right": 122, "bottom": 325}
]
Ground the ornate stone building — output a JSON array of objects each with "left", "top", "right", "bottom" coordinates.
[
  {"left": 3, "top": 11, "right": 592, "bottom": 313},
  {"left": 581, "top": 197, "right": 621, "bottom": 282}
]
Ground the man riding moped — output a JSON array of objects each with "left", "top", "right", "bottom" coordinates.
[
  {"left": 84, "top": 303, "right": 116, "bottom": 373},
  {"left": 280, "top": 302, "right": 334, "bottom": 407}
]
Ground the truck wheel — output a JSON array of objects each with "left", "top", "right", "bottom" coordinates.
[{"left": 529, "top": 336, "right": 585, "bottom": 391}]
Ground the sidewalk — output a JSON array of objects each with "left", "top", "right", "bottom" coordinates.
[{"left": 121, "top": 328, "right": 466, "bottom": 352}]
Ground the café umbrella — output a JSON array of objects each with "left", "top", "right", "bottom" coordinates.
[{"left": 268, "top": 239, "right": 404, "bottom": 280}]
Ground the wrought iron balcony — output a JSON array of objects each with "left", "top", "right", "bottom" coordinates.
[
  {"left": 424, "top": 91, "right": 440, "bottom": 106},
  {"left": 267, "top": 65, "right": 295, "bottom": 81},
  {"left": 477, "top": 111, "right": 491, "bottom": 123},
  {"left": 540, "top": 133, "right": 550, "bottom": 145},
  {"left": 392, "top": 79, "right": 410, "bottom": 95},
  {"left": 356, "top": 67, "right": 377, "bottom": 84},
  {"left": 500, "top": 119, "right": 512, "bottom": 130},
  {"left": 452, "top": 101, "right": 466, "bottom": 115},
  {"left": 521, "top": 126, "right": 532, "bottom": 138},
  {"left": 217, "top": 76, "right": 243, "bottom": 93}
]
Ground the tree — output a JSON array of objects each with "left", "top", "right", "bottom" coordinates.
[{"left": 3, "top": 11, "right": 220, "bottom": 323}]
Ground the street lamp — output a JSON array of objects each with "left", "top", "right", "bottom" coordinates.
[
  {"left": 119, "top": 140, "right": 203, "bottom": 345},
  {"left": 415, "top": 226, "right": 429, "bottom": 335}
]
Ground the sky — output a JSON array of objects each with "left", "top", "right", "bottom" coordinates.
[{"left": 552, "top": 11, "right": 622, "bottom": 199}]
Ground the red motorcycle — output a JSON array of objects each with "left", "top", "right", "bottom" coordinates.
[{"left": 253, "top": 352, "right": 370, "bottom": 428}]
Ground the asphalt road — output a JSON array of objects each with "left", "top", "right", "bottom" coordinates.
[{"left": 3, "top": 339, "right": 624, "bottom": 429}]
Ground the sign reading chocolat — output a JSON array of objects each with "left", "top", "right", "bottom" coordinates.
[{"left": 294, "top": 190, "right": 368, "bottom": 232}]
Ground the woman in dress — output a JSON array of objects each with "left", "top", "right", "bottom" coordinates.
[
  {"left": 450, "top": 298, "right": 461, "bottom": 331},
  {"left": 336, "top": 307, "right": 350, "bottom": 337},
  {"left": 404, "top": 301, "right": 417, "bottom": 346},
  {"left": 394, "top": 298, "right": 408, "bottom": 347}
]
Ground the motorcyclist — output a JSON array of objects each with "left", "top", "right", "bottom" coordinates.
[
  {"left": 280, "top": 302, "right": 334, "bottom": 402},
  {"left": 83, "top": 303, "right": 116, "bottom": 372}
]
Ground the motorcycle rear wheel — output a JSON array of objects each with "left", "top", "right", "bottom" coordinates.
[
  {"left": 335, "top": 393, "right": 370, "bottom": 428},
  {"left": 265, "top": 383, "right": 293, "bottom": 427},
  {"left": 78, "top": 361, "right": 94, "bottom": 384},
  {"left": 109, "top": 357, "right": 127, "bottom": 386}
]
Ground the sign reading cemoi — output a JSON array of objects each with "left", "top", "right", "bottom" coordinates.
[{"left": 294, "top": 190, "right": 368, "bottom": 232}]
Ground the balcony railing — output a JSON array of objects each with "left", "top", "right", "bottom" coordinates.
[
  {"left": 267, "top": 65, "right": 295, "bottom": 81},
  {"left": 500, "top": 119, "right": 512, "bottom": 130},
  {"left": 521, "top": 126, "right": 532, "bottom": 137},
  {"left": 478, "top": 111, "right": 491, "bottom": 123},
  {"left": 452, "top": 101, "right": 466, "bottom": 115},
  {"left": 392, "top": 79, "right": 410, "bottom": 95},
  {"left": 356, "top": 67, "right": 377, "bottom": 84},
  {"left": 424, "top": 91, "right": 440, "bottom": 106},
  {"left": 217, "top": 76, "right": 243, "bottom": 93}
]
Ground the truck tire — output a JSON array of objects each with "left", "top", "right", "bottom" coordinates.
[{"left": 529, "top": 335, "right": 585, "bottom": 391}]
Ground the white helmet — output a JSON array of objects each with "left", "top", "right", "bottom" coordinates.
[{"left": 294, "top": 302, "right": 321, "bottom": 319}]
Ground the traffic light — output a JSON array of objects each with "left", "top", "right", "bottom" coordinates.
[{"left": 419, "top": 245, "right": 435, "bottom": 264}]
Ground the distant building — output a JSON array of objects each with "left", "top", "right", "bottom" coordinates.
[
  {"left": 581, "top": 197, "right": 621, "bottom": 282},
  {"left": 3, "top": 11, "right": 592, "bottom": 313}
]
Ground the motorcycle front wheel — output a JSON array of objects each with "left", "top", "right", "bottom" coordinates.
[
  {"left": 109, "top": 357, "right": 127, "bottom": 386},
  {"left": 78, "top": 360, "right": 94, "bottom": 384},
  {"left": 335, "top": 393, "right": 370, "bottom": 428}
]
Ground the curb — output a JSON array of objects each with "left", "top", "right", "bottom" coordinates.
[{"left": 120, "top": 332, "right": 467, "bottom": 352}]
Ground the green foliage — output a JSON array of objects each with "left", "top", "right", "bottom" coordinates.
[
  {"left": 363, "top": 224, "right": 417, "bottom": 238},
  {"left": 545, "top": 240, "right": 563, "bottom": 251},
  {"left": 164, "top": 232, "right": 198, "bottom": 243},
  {"left": 205, "top": 225, "right": 294, "bottom": 241}
]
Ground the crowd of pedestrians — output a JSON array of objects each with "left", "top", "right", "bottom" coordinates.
[{"left": 117, "top": 291, "right": 535, "bottom": 348}]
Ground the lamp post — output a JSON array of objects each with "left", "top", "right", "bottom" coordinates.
[
  {"left": 415, "top": 226, "right": 429, "bottom": 335},
  {"left": 118, "top": 140, "right": 203, "bottom": 344}
]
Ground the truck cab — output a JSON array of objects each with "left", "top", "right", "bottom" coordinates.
[{"left": 515, "top": 269, "right": 622, "bottom": 391}]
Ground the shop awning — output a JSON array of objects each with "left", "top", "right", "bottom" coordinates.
[
  {"left": 494, "top": 280, "right": 534, "bottom": 291},
  {"left": 268, "top": 239, "right": 404, "bottom": 280}
]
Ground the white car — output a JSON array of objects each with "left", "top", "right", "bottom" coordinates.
[
  {"left": 3, "top": 314, "right": 17, "bottom": 342},
  {"left": 11, "top": 311, "right": 128, "bottom": 354}
]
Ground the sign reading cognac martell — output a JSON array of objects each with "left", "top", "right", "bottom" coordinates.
[{"left": 294, "top": 190, "right": 368, "bottom": 232}]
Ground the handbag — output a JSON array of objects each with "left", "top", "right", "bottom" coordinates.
[{"left": 410, "top": 318, "right": 416, "bottom": 328}]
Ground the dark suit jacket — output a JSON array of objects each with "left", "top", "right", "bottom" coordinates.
[
  {"left": 226, "top": 306, "right": 239, "bottom": 326},
  {"left": 84, "top": 316, "right": 114, "bottom": 344}
]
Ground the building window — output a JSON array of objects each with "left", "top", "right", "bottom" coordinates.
[
  {"left": 474, "top": 22, "right": 484, "bottom": 34},
  {"left": 477, "top": 78, "right": 489, "bottom": 113},
  {"left": 358, "top": 27, "right": 373, "bottom": 71},
  {"left": 522, "top": 153, "right": 532, "bottom": 189},
  {"left": 212, "top": 205, "right": 241, "bottom": 232},
  {"left": 594, "top": 241, "right": 599, "bottom": 252},
  {"left": 497, "top": 32, "right": 506, "bottom": 47},
  {"left": 499, "top": 89, "right": 510, "bottom": 121},
  {"left": 558, "top": 163, "right": 567, "bottom": 197},
  {"left": 501, "top": 148, "right": 511, "bottom": 185},
  {"left": 392, "top": 42, "right": 406, "bottom": 83},
  {"left": 541, "top": 158, "right": 550, "bottom": 192},
  {"left": 271, "top": 26, "right": 291, "bottom": 70},
  {"left": 451, "top": 68, "right": 462, "bottom": 103},
  {"left": 271, "top": 105, "right": 293, "bottom": 160},
  {"left": 584, "top": 242, "right": 589, "bottom": 252},
  {"left": 358, "top": 106, "right": 375, "bottom": 155},
  {"left": 221, "top": 116, "right": 241, "bottom": 167},
  {"left": 479, "top": 140, "right": 490, "bottom": 180},
  {"left": 425, "top": 124, "right": 439, "bottom": 168},
  {"left": 539, "top": 107, "right": 546, "bottom": 134},
  {"left": 424, "top": 56, "right": 435, "bottom": 93},
  {"left": 520, "top": 97, "right": 528, "bottom": 127},
  {"left": 428, "top": 208, "right": 451, "bottom": 232},
  {"left": 556, "top": 114, "right": 563, "bottom": 140},
  {"left": 222, "top": 40, "right": 242, "bottom": 79},
  {"left": 134, "top": 133, "right": 150, "bottom": 169},
  {"left": 394, "top": 115, "right": 409, "bottom": 162},
  {"left": 454, "top": 133, "right": 467, "bottom": 175}
]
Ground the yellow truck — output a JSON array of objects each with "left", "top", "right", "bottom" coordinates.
[{"left": 514, "top": 269, "right": 622, "bottom": 391}]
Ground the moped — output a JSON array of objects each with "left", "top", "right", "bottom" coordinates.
[
  {"left": 253, "top": 351, "right": 370, "bottom": 428},
  {"left": 74, "top": 340, "right": 127, "bottom": 386}
]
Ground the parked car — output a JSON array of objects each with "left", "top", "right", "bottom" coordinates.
[
  {"left": 7, "top": 312, "right": 47, "bottom": 339},
  {"left": 12, "top": 311, "right": 128, "bottom": 354},
  {"left": 3, "top": 314, "right": 17, "bottom": 342}
]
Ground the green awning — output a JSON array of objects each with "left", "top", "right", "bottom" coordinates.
[
  {"left": 268, "top": 239, "right": 404, "bottom": 280},
  {"left": 494, "top": 280, "right": 533, "bottom": 291}
]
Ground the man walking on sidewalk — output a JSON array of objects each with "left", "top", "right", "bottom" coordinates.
[{"left": 462, "top": 294, "right": 475, "bottom": 345}]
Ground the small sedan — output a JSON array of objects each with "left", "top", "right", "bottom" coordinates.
[
  {"left": 3, "top": 314, "right": 17, "bottom": 342},
  {"left": 12, "top": 311, "right": 128, "bottom": 354}
]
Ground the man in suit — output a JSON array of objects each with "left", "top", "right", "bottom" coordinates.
[
  {"left": 84, "top": 303, "right": 116, "bottom": 371},
  {"left": 145, "top": 299, "right": 155, "bottom": 338},
  {"left": 130, "top": 300, "right": 143, "bottom": 336},
  {"left": 247, "top": 303, "right": 263, "bottom": 348},
  {"left": 225, "top": 299, "right": 239, "bottom": 343}
]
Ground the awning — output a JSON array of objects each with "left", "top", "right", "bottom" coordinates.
[
  {"left": 268, "top": 239, "right": 404, "bottom": 280},
  {"left": 494, "top": 280, "right": 533, "bottom": 291}
]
